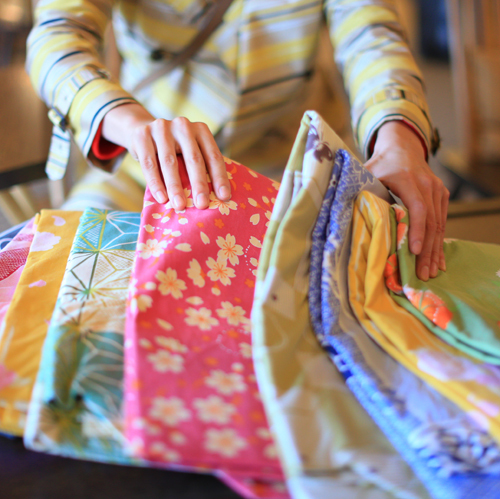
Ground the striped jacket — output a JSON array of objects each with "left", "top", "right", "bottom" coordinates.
[{"left": 27, "top": 0, "right": 438, "bottom": 180}]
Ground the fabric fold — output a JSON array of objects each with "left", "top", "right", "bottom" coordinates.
[
  {"left": 124, "top": 156, "right": 288, "bottom": 498},
  {"left": 252, "top": 110, "right": 428, "bottom": 499},
  {"left": 0, "top": 210, "right": 81, "bottom": 435}
]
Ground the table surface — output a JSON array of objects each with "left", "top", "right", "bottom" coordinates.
[
  {"left": 0, "top": 435, "right": 241, "bottom": 499},
  {"left": 0, "top": 63, "right": 51, "bottom": 187}
]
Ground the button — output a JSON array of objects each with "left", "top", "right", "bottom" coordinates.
[{"left": 150, "top": 48, "right": 165, "bottom": 61}]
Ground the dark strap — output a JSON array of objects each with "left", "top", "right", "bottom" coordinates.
[{"left": 131, "top": 0, "right": 234, "bottom": 94}]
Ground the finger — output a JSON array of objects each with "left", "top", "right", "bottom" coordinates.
[
  {"left": 399, "top": 181, "right": 427, "bottom": 256},
  {"left": 171, "top": 117, "right": 210, "bottom": 209},
  {"left": 415, "top": 185, "right": 436, "bottom": 282},
  {"left": 194, "top": 122, "right": 231, "bottom": 201},
  {"left": 133, "top": 127, "right": 166, "bottom": 204},
  {"left": 152, "top": 120, "right": 185, "bottom": 211},
  {"left": 439, "top": 187, "right": 450, "bottom": 271},
  {"left": 429, "top": 183, "right": 443, "bottom": 278}
]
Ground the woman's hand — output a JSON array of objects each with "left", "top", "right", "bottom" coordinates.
[
  {"left": 101, "top": 103, "right": 231, "bottom": 210},
  {"left": 365, "top": 121, "right": 449, "bottom": 281}
]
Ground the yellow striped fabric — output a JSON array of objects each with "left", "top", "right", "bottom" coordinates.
[{"left": 27, "top": 0, "right": 437, "bottom": 177}]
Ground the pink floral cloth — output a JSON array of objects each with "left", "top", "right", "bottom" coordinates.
[
  {"left": 125, "top": 157, "right": 288, "bottom": 498},
  {"left": 0, "top": 219, "right": 35, "bottom": 325}
]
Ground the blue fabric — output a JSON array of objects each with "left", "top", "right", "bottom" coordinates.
[{"left": 308, "top": 149, "right": 500, "bottom": 499}]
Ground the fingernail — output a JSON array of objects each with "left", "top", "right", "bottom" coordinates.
[
  {"left": 197, "top": 193, "right": 208, "bottom": 208},
  {"left": 412, "top": 240, "right": 422, "bottom": 254},
  {"left": 440, "top": 259, "right": 447, "bottom": 272},
  {"left": 219, "top": 186, "right": 231, "bottom": 200},
  {"left": 155, "top": 191, "right": 167, "bottom": 204},
  {"left": 420, "top": 266, "right": 429, "bottom": 281},
  {"left": 174, "top": 195, "right": 184, "bottom": 210},
  {"left": 430, "top": 262, "right": 438, "bottom": 277}
]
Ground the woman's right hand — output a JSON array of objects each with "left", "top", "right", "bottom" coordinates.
[{"left": 101, "top": 103, "right": 231, "bottom": 210}]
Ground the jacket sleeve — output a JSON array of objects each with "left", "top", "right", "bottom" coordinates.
[
  {"left": 26, "top": 0, "right": 137, "bottom": 178},
  {"left": 324, "top": 0, "right": 439, "bottom": 159}
]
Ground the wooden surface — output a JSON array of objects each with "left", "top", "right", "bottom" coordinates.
[
  {"left": 445, "top": 197, "right": 500, "bottom": 244},
  {"left": 0, "top": 63, "right": 51, "bottom": 188},
  {"left": 0, "top": 435, "right": 241, "bottom": 499}
]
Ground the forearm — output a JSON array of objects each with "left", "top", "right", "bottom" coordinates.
[{"left": 324, "top": 0, "right": 435, "bottom": 158}]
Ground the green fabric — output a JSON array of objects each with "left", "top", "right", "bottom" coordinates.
[
  {"left": 390, "top": 204, "right": 500, "bottom": 364},
  {"left": 252, "top": 111, "right": 428, "bottom": 499},
  {"left": 24, "top": 209, "right": 141, "bottom": 464}
]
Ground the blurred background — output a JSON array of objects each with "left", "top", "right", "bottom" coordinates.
[{"left": 0, "top": 0, "right": 499, "bottom": 240}]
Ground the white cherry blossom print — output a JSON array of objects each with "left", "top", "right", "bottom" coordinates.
[
  {"left": 185, "top": 307, "right": 219, "bottom": 331},
  {"left": 149, "top": 397, "right": 191, "bottom": 426},
  {"left": 239, "top": 343, "right": 252, "bottom": 359},
  {"left": 175, "top": 243, "right": 191, "bottom": 252},
  {"left": 249, "top": 236, "right": 262, "bottom": 249},
  {"left": 187, "top": 259, "right": 205, "bottom": 288},
  {"left": 204, "top": 428, "right": 247, "bottom": 458},
  {"left": 147, "top": 350, "right": 184, "bottom": 373},
  {"left": 216, "top": 301, "right": 247, "bottom": 326},
  {"left": 205, "top": 370, "right": 247, "bottom": 395},
  {"left": 186, "top": 296, "right": 203, "bottom": 305},
  {"left": 208, "top": 192, "right": 238, "bottom": 215},
  {"left": 250, "top": 214, "right": 260, "bottom": 225},
  {"left": 131, "top": 294, "right": 153, "bottom": 313},
  {"left": 144, "top": 224, "right": 155, "bottom": 233},
  {"left": 157, "top": 318, "right": 173, "bottom": 331},
  {"left": 150, "top": 442, "right": 180, "bottom": 462},
  {"left": 138, "top": 239, "right": 168, "bottom": 259},
  {"left": 206, "top": 257, "right": 235, "bottom": 286},
  {"left": 170, "top": 431, "right": 186, "bottom": 445},
  {"left": 156, "top": 268, "right": 187, "bottom": 299},
  {"left": 264, "top": 443, "right": 278, "bottom": 459},
  {"left": 165, "top": 188, "right": 194, "bottom": 210},
  {"left": 200, "top": 232, "right": 210, "bottom": 244},
  {"left": 193, "top": 395, "right": 236, "bottom": 424},
  {"left": 216, "top": 234, "right": 243, "bottom": 265},
  {"left": 155, "top": 336, "right": 188, "bottom": 353},
  {"left": 139, "top": 338, "right": 152, "bottom": 349}
]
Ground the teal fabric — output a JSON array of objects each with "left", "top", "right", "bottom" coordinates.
[
  {"left": 390, "top": 205, "right": 500, "bottom": 364},
  {"left": 24, "top": 209, "right": 141, "bottom": 464}
]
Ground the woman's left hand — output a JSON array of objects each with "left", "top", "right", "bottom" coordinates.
[{"left": 365, "top": 121, "right": 450, "bottom": 281}]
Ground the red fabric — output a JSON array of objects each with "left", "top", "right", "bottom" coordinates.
[
  {"left": 124, "top": 156, "right": 288, "bottom": 498},
  {"left": 368, "top": 120, "right": 429, "bottom": 160},
  {"left": 91, "top": 122, "right": 126, "bottom": 160}
]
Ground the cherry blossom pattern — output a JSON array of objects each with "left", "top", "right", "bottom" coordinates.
[
  {"left": 187, "top": 259, "right": 205, "bottom": 288},
  {"left": 216, "top": 301, "right": 248, "bottom": 326},
  {"left": 193, "top": 395, "right": 236, "bottom": 424},
  {"left": 204, "top": 428, "right": 247, "bottom": 458},
  {"left": 216, "top": 234, "right": 243, "bottom": 265},
  {"left": 184, "top": 307, "right": 219, "bottom": 331},
  {"left": 205, "top": 370, "right": 247, "bottom": 395},
  {"left": 138, "top": 239, "right": 168, "bottom": 259},
  {"left": 149, "top": 397, "right": 191, "bottom": 426},
  {"left": 156, "top": 269, "right": 187, "bottom": 299},
  {"left": 147, "top": 349, "right": 184, "bottom": 373},
  {"left": 206, "top": 257, "right": 235, "bottom": 286},
  {"left": 209, "top": 193, "right": 238, "bottom": 215}
]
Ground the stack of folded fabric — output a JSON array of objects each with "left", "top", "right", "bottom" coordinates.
[{"left": 0, "top": 110, "right": 499, "bottom": 499}]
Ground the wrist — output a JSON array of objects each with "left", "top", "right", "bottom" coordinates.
[
  {"left": 373, "top": 121, "right": 427, "bottom": 160},
  {"left": 102, "top": 103, "right": 155, "bottom": 149}
]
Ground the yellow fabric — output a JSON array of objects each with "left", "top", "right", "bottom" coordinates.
[
  {"left": 0, "top": 210, "right": 82, "bottom": 435},
  {"left": 348, "top": 192, "right": 500, "bottom": 444}
]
